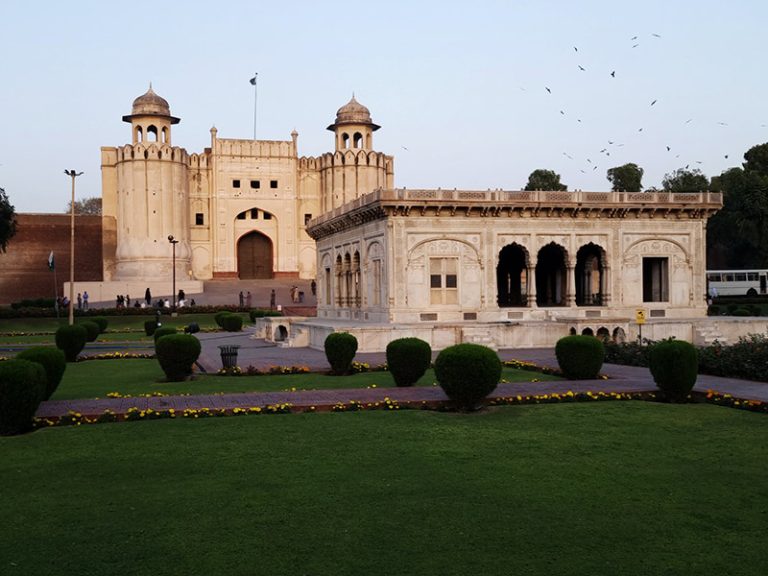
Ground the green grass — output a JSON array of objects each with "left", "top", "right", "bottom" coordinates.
[
  {"left": 51, "top": 359, "right": 560, "bottom": 399},
  {"left": 0, "top": 402, "right": 765, "bottom": 575}
]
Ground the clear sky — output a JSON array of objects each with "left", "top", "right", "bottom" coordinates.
[{"left": 2, "top": 0, "right": 766, "bottom": 213}]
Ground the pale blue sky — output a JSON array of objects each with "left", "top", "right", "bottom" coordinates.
[{"left": 2, "top": 0, "right": 766, "bottom": 212}]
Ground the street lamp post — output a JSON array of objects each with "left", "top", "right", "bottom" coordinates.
[
  {"left": 64, "top": 169, "right": 83, "bottom": 325},
  {"left": 168, "top": 235, "right": 179, "bottom": 313}
]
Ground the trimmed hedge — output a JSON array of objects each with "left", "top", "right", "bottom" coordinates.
[
  {"left": 78, "top": 320, "right": 100, "bottom": 343},
  {"left": 249, "top": 309, "right": 283, "bottom": 322},
  {"left": 16, "top": 347, "right": 67, "bottom": 400},
  {"left": 324, "top": 332, "right": 358, "bottom": 375},
  {"left": 89, "top": 316, "right": 109, "bottom": 333},
  {"left": 153, "top": 326, "right": 178, "bottom": 344},
  {"left": 55, "top": 324, "right": 88, "bottom": 362},
  {"left": 0, "top": 359, "right": 47, "bottom": 435},
  {"left": 434, "top": 343, "right": 501, "bottom": 411},
  {"left": 220, "top": 314, "right": 244, "bottom": 332},
  {"left": 386, "top": 337, "right": 432, "bottom": 387},
  {"left": 555, "top": 335, "right": 605, "bottom": 379},
  {"left": 649, "top": 339, "right": 698, "bottom": 401},
  {"left": 155, "top": 334, "right": 202, "bottom": 382}
]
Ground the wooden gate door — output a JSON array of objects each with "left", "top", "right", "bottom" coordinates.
[{"left": 238, "top": 232, "right": 273, "bottom": 279}]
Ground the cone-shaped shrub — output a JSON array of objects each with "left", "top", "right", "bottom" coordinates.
[
  {"left": 649, "top": 339, "right": 698, "bottom": 401},
  {"left": 435, "top": 344, "right": 501, "bottom": 411},
  {"left": 153, "top": 326, "right": 178, "bottom": 344},
  {"left": 220, "top": 314, "right": 244, "bottom": 332},
  {"left": 156, "top": 334, "right": 201, "bottom": 382},
  {"left": 0, "top": 359, "right": 47, "bottom": 435},
  {"left": 78, "top": 320, "right": 100, "bottom": 343},
  {"left": 386, "top": 337, "right": 432, "bottom": 387},
  {"left": 555, "top": 335, "right": 605, "bottom": 379},
  {"left": 214, "top": 311, "right": 232, "bottom": 328},
  {"left": 324, "top": 332, "right": 358, "bottom": 375},
  {"left": 55, "top": 324, "right": 88, "bottom": 362},
  {"left": 16, "top": 346, "right": 66, "bottom": 400}
]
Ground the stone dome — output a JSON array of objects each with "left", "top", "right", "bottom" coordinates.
[
  {"left": 327, "top": 96, "right": 380, "bottom": 131},
  {"left": 122, "top": 85, "right": 180, "bottom": 124}
]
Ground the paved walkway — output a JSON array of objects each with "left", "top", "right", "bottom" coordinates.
[{"left": 34, "top": 328, "right": 768, "bottom": 421}]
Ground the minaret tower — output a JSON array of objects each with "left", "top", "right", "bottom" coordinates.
[
  {"left": 321, "top": 96, "right": 394, "bottom": 211},
  {"left": 112, "top": 85, "right": 191, "bottom": 282}
]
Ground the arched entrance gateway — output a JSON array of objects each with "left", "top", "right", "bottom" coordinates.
[{"left": 237, "top": 232, "right": 273, "bottom": 279}]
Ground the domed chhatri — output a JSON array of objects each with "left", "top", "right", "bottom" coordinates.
[
  {"left": 122, "top": 84, "right": 180, "bottom": 125},
  {"left": 327, "top": 95, "right": 380, "bottom": 131}
]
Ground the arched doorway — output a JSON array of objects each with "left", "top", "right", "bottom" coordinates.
[
  {"left": 575, "top": 243, "right": 605, "bottom": 306},
  {"left": 536, "top": 243, "right": 567, "bottom": 306},
  {"left": 238, "top": 232, "right": 273, "bottom": 279},
  {"left": 497, "top": 243, "right": 529, "bottom": 306}
]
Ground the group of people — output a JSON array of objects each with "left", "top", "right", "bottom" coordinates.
[
  {"left": 238, "top": 291, "right": 253, "bottom": 308},
  {"left": 115, "top": 294, "right": 131, "bottom": 308},
  {"left": 76, "top": 291, "right": 90, "bottom": 310}
]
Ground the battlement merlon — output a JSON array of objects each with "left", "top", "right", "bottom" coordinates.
[{"left": 306, "top": 188, "right": 723, "bottom": 240}]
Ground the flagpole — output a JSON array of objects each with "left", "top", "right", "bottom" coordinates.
[
  {"left": 251, "top": 73, "right": 258, "bottom": 140},
  {"left": 51, "top": 252, "right": 59, "bottom": 319}
]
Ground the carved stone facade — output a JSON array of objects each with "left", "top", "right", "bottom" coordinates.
[{"left": 303, "top": 188, "right": 723, "bottom": 350}]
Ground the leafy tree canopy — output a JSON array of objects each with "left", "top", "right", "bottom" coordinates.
[
  {"left": 0, "top": 187, "right": 18, "bottom": 253},
  {"left": 606, "top": 163, "right": 644, "bottom": 192},
  {"left": 662, "top": 168, "right": 710, "bottom": 192},
  {"left": 524, "top": 169, "right": 567, "bottom": 191},
  {"left": 66, "top": 197, "right": 102, "bottom": 215}
]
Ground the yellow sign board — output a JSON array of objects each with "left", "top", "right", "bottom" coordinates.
[{"left": 635, "top": 309, "right": 646, "bottom": 324}]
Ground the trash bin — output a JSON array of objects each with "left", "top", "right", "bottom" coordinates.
[{"left": 218, "top": 345, "right": 240, "bottom": 369}]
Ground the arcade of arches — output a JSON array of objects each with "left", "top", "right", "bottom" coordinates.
[{"left": 497, "top": 242, "right": 606, "bottom": 308}]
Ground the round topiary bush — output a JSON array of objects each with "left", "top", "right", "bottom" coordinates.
[
  {"left": 155, "top": 334, "right": 202, "bottom": 382},
  {"left": 144, "top": 320, "right": 159, "bottom": 336},
  {"left": 220, "top": 314, "right": 244, "bottom": 332},
  {"left": 55, "top": 324, "right": 88, "bottom": 362},
  {"left": 249, "top": 309, "right": 265, "bottom": 322},
  {"left": 555, "top": 335, "right": 605, "bottom": 379},
  {"left": 214, "top": 311, "right": 232, "bottom": 328},
  {"left": 78, "top": 320, "right": 100, "bottom": 343},
  {"left": 386, "top": 337, "right": 432, "bottom": 387},
  {"left": 324, "top": 332, "right": 358, "bottom": 375},
  {"left": 16, "top": 346, "right": 67, "bottom": 400},
  {"left": 0, "top": 359, "right": 47, "bottom": 435},
  {"left": 89, "top": 316, "right": 109, "bottom": 333},
  {"left": 649, "top": 339, "right": 698, "bottom": 401},
  {"left": 153, "top": 326, "right": 178, "bottom": 344},
  {"left": 434, "top": 343, "right": 502, "bottom": 411}
]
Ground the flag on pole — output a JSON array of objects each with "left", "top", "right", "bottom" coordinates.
[
  {"left": 249, "top": 74, "right": 257, "bottom": 86},
  {"left": 48, "top": 251, "right": 55, "bottom": 271}
]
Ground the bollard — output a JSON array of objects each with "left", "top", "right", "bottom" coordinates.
[{"left": 218, "top": 345, "right": 240, "bottom": 369}]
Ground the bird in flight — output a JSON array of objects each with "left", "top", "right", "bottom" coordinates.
[
  {"left": 717, "top": 122, "right": 728, "bottom": 126},
  {"left": 610, "top": 71, "right": 616, "bottom": 77},
  {"left": 638, "top": 128, "right": 643, "bottom": 132},
  {"left": 652, "top": 33, "right": 662, "bottom": 38},
  {"left": 578, "top": 65, "right": 586, "bottom": 71},
  {"left": 560, "top": 110, "right": 565, "bottom": 115},
  {"left": 574, "top": 46, "right": 578, "bottom": 52},
  {"left": 685, "top": 118, "right": 693, "bottom": 124},
  {"left": 631, "top": 35, "right": 638, "bottom": 40},
  {"left": 724, "top": 154, "right": 729, "bottom": 159},
  {"left": 632, "top": 44, "right": 639, "bottom": 48},
  {"left": 545, "top": 87, "right": 551, "bottom": 94},
  {"left": 401, "top": 146, "right": 409, "bottom": 151},
  {"left": 650, "top": 100, "right": 657, "bottom": 106},
  {"left": 666, "top": 146, "right": 671, "bottom": 151}
]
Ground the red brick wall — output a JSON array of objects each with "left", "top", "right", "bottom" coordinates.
[{"left": 0, "top": 214, "right": 103, "bottom": 305}]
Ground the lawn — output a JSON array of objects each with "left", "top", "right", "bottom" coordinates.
[
  {"left": 0, "top": 402, "right": 765, "bottom": 576},
  {"left": 51, "top": 359, "right": 561, "bottom": 399}
]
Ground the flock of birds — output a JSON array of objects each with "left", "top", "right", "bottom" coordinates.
[{"left": 524, "top": 33, "right": 750, "bottom": 186}]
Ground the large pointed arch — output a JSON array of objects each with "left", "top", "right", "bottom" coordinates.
[
  {"left": 497, "top": 243, "right": 529, "bottom": 307},
  {"left": 536, "top": 242, "right": 568, "bottom": 306},
  {"left": 237, "top": 231, "right": 273, "bottom": 279}
]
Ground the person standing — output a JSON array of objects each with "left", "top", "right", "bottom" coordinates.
[
  {"left": 246, "top": 291, "right": 252, "bottom": 308},
  {"left": 77, "top": 293, "right": 82, "bottom": 310},
  {"left": 270, "top": 289, "right": 276, "bottom": 309},
  {"left": 310, "top": 279, "right": 317, "bottom": 296},
  {"left": 145, "top": 287, "right": 152, "bottom": 306},
  {"left": 239, "top": 291, "right": 244, "bottom": 307},
  {"left": 83, "top": 291, "right": 89, "bottom": 310}
]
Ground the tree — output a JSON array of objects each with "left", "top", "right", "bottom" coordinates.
[
  {"left": 524, "top": 169, "right": 567, "bottom": 191},
  {"left": 662, "top": 168, "right": 710, "bottom": 192},
  {"left": 0, "top": 187, "right": 18, "bottom": 253},
  {"left": 606, "top": 163, "right": 643, "bottom": 192},
  {"left": 65, "top": 197, "right": 102, "bottom": 215},
  {"left": 706, "top": 143, "right": 768, "bottom": 268}
]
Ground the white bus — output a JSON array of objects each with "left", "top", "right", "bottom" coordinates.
[{"left": 706, "top": 270, "right": 768, "bottom": 297}]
